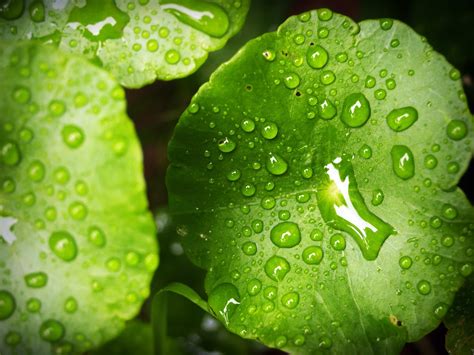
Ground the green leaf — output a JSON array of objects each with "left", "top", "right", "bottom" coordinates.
[
  {"left": 0, "top": 41, "right": 158, "bottom": 354},
  {"left": 0, "top": 0, "right": 250, "bottom": 88},
  {"left": 167, "top": 8, "right": 474, "bottom": 354},
  {"left": 444, "top": 276, "right": 474, "bottom": 355}
]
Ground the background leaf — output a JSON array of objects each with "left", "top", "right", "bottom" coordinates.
[
  {"left": 167, "top": 9, "right": 474, "bottom": 354},
  {"left": 0, "top": 41, "right": 157, "bottom": 354},
  {"left": 0, "top": 0, "right": 250, "bottom": 88}
]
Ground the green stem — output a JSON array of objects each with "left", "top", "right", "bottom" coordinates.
[{"left": 151, "top": 282, "right": 210, "bottom": 355}]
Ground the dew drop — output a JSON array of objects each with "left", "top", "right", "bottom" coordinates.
[
  {"left": 417, "top": 280, "right": 431, "bottom": 295},
  {"left": 424, "top": 154, "right": 438, "bottom": 169},
  {"left": 49, "top": 231, "right": 78, "bottom": 262},
  {"left": 433, "top": 302, "right": 448, "bottom": 319},
  {"left": 399, "top": 256, "right": 412, "bottom": 269},
  {"left": 302, "top": 246, "right": 323, "bottom": 265},
  {"left": 281, "top": 291, "right": 299, "bottom": 309},
  {"left": 217, "top": 137, "right": 236, "bottom": 153},
  {"left": 208, "top": 283, "right": 240, "bottom": 325},
  {"left": 88, "top": 226, "right": 106, "bottom": 247},
  {"left": 386, "top": 107, "right": 418, "bottom": 132},
  {"left": 270, "top": 222, "right": 301, "bottom": 248},
  {"left": 391, "top": 145, "right": 415, "bottom": 180},
  {"left": 1, "top": 141, "right": 21, "bottom": 166},
  {"left": 165, "top": 49, "right": 180, "bottom": 64},
  {"left": 12, "top": 86, "right": 31, "bottom": 104},
  {"left": 266, "top": 152, "right": 288, "bottom": 175},
  {"left": 264, "top": 255, "right": 290, "bottom": 281},
  {"left": 241, "top": 183, "right": 256, "bottom": 197},
  {"left": 261, "top": 122, "right": 278, "bottom": 139},
  {"left": 262, "top": 49, "right": 276, "bottom": 61},
  {"left": 379, "top": 18, "right": 393, "bottom": 30},
  {"left": 24, "top": 272, "right": 48, "bottom": 288},
  {"left": 242, "top": 241, "right": 257, "bottom": 256},
  {"left": 371, "top": 189, "right": 384, "bottom": 206},
  {"left": 318, "top": 98, "right": 337, "bottom": 120},
  {"left": 283, "top": 72, "right": 300, "bottom": 89},
  {"left": 446, "top": 120, "right": 467, "bottom": 141},
  {"left": 241, "top": 118, "right": 255, "bottom": 132},
  {"left": 306, "top": 45, "right": 328, "bottom": 69},
  {"left": 247, "top": 279, "right": 261, "bottom": 295},
  {"left": 442, "top": 204, "right": 458, "bottom": 220},
  {"left": 29, "top": 1, "right": 45, "bottom": 22},
  {"left": 39, "top": 319, "right": 65, "bottom": 342},
  {"left": 341, "top": 93, "right": 371, "bottom": 128},
  {"left": 330, "top": 233, "right": 346, "bottom": 251},
  {"left": 0, "top": 290, "right": 15, "bottom": 320},
  {"left": 64, "top": 297, "right": 78, "bottom": 313}
]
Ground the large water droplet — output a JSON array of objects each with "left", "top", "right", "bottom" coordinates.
[
  {"left": 218, "top": 137, "right": 236, "bottom": 153},
  {"left": 24, "top": 272, "right": 48, "bottom": 288},
  {"left": 29, "top": 1, "right": 45, "bottom": 22},
  {"left": 386, "top": 107, "right": 418, "bottom": 132},
  {"left": 49, "top": 231, "right": 78, "bottom": 262},
  {"left": 270, "top": 222, "right": 301, "bottom": 248},
  {"left": 281, "top": 292, "right": 299, "bottom": 309},
  {"left": 302, "top": 246, "right": 323, "bottom": 264},
  {"left": 266, "top": 152, "right": 288, "bottom": 175},
  {"left": 0, "top": 290, "right": 15, "bottom": 320},
  {"left": 161, "top": 0, "right": 230, "bottom": 37},
  {"left": 316, "top": 156, "right": 394, "bottom": 260},
  {"left": 39, "top": 319, "right": 65, "bottom": 342},
  {"left": 306, "top": 45, "right": 328, "bottom": 69},
  {"left": 446, "top": 120, "right": 467, "bottom": 141},
  {"left": 264, "top": 255, "right": 290, "bottom": 281},
  {"left": 67, "top": 0, "right": 130, "bottom": 42},
  {"left": 0, "top": 0, "right": 25, "bottom": 20},
  {"left": 1, "top": 141, "right": 21, "bottom": 166},
  {"left": 208, "top": 283, "right": 240, "bottom": 325},
  {"left": 341, "top": 93, "right": 371, "bottom": 128},
  {"left": 391, "top": 145, "right": 415, "bottom": 180}
]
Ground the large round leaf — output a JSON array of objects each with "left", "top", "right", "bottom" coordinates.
[
  {"left": 167, "top": 9, "right": 474, "bottom": 354},
  {"left": 0, "top": 0, "right": 250, "bottom": 88},
  {"left": 0, "top": 41, "right": 157, "bottom": 354}
]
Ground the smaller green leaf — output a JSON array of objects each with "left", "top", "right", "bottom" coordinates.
[
  {"left": 0, "top": 0, "right": 251, "bottom": 87},
  {"left": 444, "top": 276, "right": 474, "bottom": 355}
]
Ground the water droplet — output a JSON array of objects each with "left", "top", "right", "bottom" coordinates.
[
  {"left": 217, "top": 137, "right": 236, "bottom": 153},
  {"left": 262, "top": 49, "right": 276, "bottom": 61},
  {"left": 0, "top": 290, "right": 15, "bottom": 320},
  {"left": 241, "top": 118, "right": 255, "bottom": 132},
  {"left": 386, "top": 107, "right": 418, "bottom": 132},
  {"left": 226, "top": 169, "right": 241, "bottom": 182},
  {"left": 446, "top": 120, "right": 467, "bottom": 141},
  {"left": 241, "top": 183, "right": 256, "bottom": 197},
  {"left": 399, "top": 256, "right": 412, "bottom": 269},
  {"left": 165, "top": 49, "right": 181, "bottom": 64},
  {"left": 371, "top": 189, "right": 384, "bottom": 206},
  {"left": 24, "top": 272, "right": 48, "bottom": 288},
  {"left": 319, "top": 335, "right": 333, "bottom": 349},
  {"left": 266, "top": 152, "right": 288, "bottom": 175},
  {"left": 275, "top": 336, "right": 287, "bottom": 348},
  {"left": 302, "top": 246, "right": 323, "bottom": 265},
  {"left": 460, "top": 263, "right": 472, "bottom": 277},
  {"left": 4, "top": 331, "right": 21, "bottom": 346},
  {"left": 306, "top": 45, "right": 328, "bottom": 69},
  {"left": 64, "top": 297, "right": 78, "bottom": 313},
  {"left": 208, "top": 283, "right": 240, "bottom": 325},
  {"left": 264, "top": 255, "right": 290, "bottom": 281},
  {"left": 391, "top": 145, "right": 415, "bottom": 180},
  {"left": 0, "top": 0, "right": 25, "bottom": 20},
  {"left": 374, "top": 89, "right": 387, "bottom": 100},
  {"left": 67, "top": 0, "right": 130, "bottom": 42},
  {"left": 358, "top": 144, "right": 372, "bottom": 159},
  {"left": 320, "top": 70, "right": 335, "bottom": 85},
  {"left": 270, "top": 222, "right": 301, "bottom": 248},
  {"left": 48, "top": 100, "right": 66, "bottom": 117},
  {"left": 146, "top": 39, "right": 159, "bottom": 52},
  {"left": 261, "top": 122, "right": 278, "bottom": 139},
  {"left": 429, "top": 216, "right": 442, "bottom": 229},
  {"left": 161, "top": 0, "right": 230, "bottom": 37},
  {"left": 88, "top": 226, "right": 106, "bottom": 247},
  {"left": 283, "top": 72, "right": 300, "bottom": 89},
  {"left": 317, "top": 8, "right": 333, "bottom": 21},
  {"left": 433, "top": 302, "right": 448, "bottom": 319},
  {"left": 316, "top": 157, "right": 394, "bottom": 260},
  {"left": 449, "top": 68, "right": 461, "bottom": 81},
  {"left": 261, "top": 196, "right": 276, "bottom": 210},
  {"left": 247, "top": 279, "right": 261, "bottom": 295},
  {"left": 442, "top": 204, "right": 458, "bottom": 220},
  {"left": 26, "top": 298, "right": 41, "bottom": 313},
  {"left": 49, "top": 231, "right": 78, "bottom": 262},
  {"left": 242, "top": 241, "right": 257, "bottom": 255},
  {"left": 29, "top": 1, "right": 45, "bottom": 22},
  {"left": 1, "top": 141, "right": 21, "bottom": 166},
  {"left": 424, "top": 154, "right": 438, "bottom": 169},
  {"left": 365, "top": 75, "right": 376, "bottom": 88},
  {"left": 379, "top": 18, "right": 393, "bottom": 30},
  {"left": 281, "top": 291, "right": 299, "bottom": 309},
  {"left": 417, "top": 280, "right": 431, "bottom": 295},
  {"left": 69, "top": 201, "right": 88, "bottom": 220},
  {"left": 27, "top": 160, "right": 45, "bottom": 182},
  {"left": 12, "top": 86, "right": 31, "bottom": 104},
  {"left": 441, "top": 235, "right": 454, "bottom": 247},
  {"left": 330, "top": 233, "right": 346, "bottom": 251},
  {"left": 341, "top": 93, "right": 371, "bottom": 128},
  {"left": 318, "top": 98, "right": 337, "bottom": 120},
  {"left": 39, "top": 319, "right": 65, "bottom": 342}
]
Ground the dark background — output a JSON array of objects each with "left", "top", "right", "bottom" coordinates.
[{"left": 124, "top": 1, "right": 474, "bottom": 354}]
